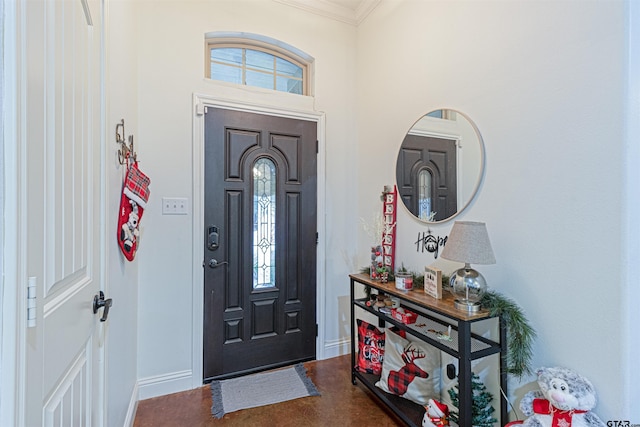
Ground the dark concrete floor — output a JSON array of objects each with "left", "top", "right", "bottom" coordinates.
[{"left": 133, "top": 354, "right": 405, "bottom": 426}]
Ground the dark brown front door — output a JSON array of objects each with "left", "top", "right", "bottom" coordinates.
[
  {"left": 396, "top": 135, "right": 457, "bottom": 221},
  {"left": 203, "top": 107, "right": 317, "bottom": 381}
]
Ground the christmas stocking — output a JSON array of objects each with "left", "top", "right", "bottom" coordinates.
[{"left": 117, "top": 162, "right": 151, "bottom": 261}]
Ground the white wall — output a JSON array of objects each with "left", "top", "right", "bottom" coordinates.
[
  {"left": 624, "top": 0, "right": 640, "bottom": 419},
  {"left": 134, "top": 0, "right": 359, "bottom": 398},
  {"left": 105, "top": 0, "right": 140, "bottom": 425},
  {"left": 357, "top": 0, "right": 631, "bottom": 419}
]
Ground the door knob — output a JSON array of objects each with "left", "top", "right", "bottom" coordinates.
[
  {"left": 208, "top": 259, "right": 228, "bottom": 268},
  {"left": 93, "top": 291, "right": 113, "bottom": 322}
]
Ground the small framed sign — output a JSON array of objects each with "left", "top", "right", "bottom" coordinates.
[{"left": 424, "top": 266, "right": 443, "bottom": 299}]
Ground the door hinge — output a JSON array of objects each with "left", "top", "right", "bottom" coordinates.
[
  {"left": 315, "top": 232, "right": 319, "bottom": 245},
  {"left": 316, "top": 323, "right": 318, "bottom": 337},
  {"left": 27, "top": 277, "right": 36, "bottom": 328},
  {"left": 316, "top": 140, "right": 318, "bottom": 153},
  {"left": 196, "top": 102, "right": 206, "bottom": 116}
]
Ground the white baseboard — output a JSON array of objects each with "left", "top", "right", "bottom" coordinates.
[
  {"left": 321, "top": 338, "right": 350, "bottom": 359},
  {"left": 123, "top": 382, "right": 139, "bottom": 427},
  {"left": 137, "top": 370, "right": 193, "bottom": 400}
]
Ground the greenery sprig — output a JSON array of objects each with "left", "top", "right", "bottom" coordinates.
[{"left": 481, "top": 290, "right": 536, "bottom": 378}]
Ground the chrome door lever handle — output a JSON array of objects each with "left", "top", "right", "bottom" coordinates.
[
  {"left": 93, "top": 291, "right": 113, "bottom": 322},
  {"left": 208, "top": 259, "right": 228, "bottom": 268}
]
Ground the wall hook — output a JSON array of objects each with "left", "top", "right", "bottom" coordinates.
[{"left": 116, "top": 119, "right": 137, "bottom": 165}]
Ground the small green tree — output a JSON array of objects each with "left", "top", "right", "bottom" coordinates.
[{"left": 447, "top": 372, "right": 497, "bottom": 427}]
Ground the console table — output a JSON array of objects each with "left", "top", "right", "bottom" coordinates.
[{"left": 350, "top": 273, "right": 508, "bottom": 426}]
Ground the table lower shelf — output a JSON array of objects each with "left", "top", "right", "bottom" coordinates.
[{"left": 352, "top": 370, "right": 425, "bottom": 427}]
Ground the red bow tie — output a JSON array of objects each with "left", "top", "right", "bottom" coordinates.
[{"left": 533, "top": 398, "right": 587, "bottom": 427}]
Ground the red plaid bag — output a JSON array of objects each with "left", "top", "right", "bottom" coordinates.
[
  {"left": 355, "top": 320, "right": 385, "bottom": 375},
  {"left": 117, "top": 162, "right": 151, "bottom": 261},
  {"left": 355, "top": 320, "right": 406, "bottom": 375}
]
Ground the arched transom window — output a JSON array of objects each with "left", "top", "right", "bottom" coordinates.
[{"left": 206, "top": 39, "right": 309, "bottom": 95}]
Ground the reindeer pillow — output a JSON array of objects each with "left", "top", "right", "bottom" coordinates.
[{"left": 375, "top": 328, "right": 441, "bottom": 405}]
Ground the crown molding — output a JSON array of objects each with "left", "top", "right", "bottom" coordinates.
[{"left": 273, "top": 0, "right": 381, "bottom": 26}]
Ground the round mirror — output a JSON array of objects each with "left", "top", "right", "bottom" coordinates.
[{"left": 395, "top": 109, "right": 485, "bottom": 223}]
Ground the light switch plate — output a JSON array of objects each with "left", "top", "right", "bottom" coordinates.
[{"left": 162, "top": 197, "right": 188, "bottom": 215}]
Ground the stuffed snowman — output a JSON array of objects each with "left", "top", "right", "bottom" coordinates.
[
  {"left": 520, "top": 367, "right": 606, "bottom": 427},
  {"left": 422, "top": 398, "right": 449, "bottom": 427}
]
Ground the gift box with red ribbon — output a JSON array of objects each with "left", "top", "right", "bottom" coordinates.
[{"left": 391, "top": 307, "right": 418, "bottom": 324}]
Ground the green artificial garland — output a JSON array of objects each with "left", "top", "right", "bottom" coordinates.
[{"left": 481, "top": 290, "right": 536, "bottom": 378}]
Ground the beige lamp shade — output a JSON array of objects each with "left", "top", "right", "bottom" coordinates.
[
  {"left": 441, "top": 221, "right": 495, "bottom": 311},
  {"left": 440, "top": 221, "right": 496, "bottom": 265}
]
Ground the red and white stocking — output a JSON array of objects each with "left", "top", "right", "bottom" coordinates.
[{"left": 117, "top": 162, "right": 151, "bottom": 261}]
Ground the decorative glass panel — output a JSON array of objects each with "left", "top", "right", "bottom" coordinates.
[
  {"left": 211, "top": 62, "right": 242, "bottom": 85},
  {"left": 210, "top": 47, "right": 243, "bottom": 66},
  {"left": 246, "top": 69, "right": 273, "bottom": 91},
  {"left": 276, "top": 76, "right": 303, "bottom": 95},
  {"left": 418, "top": 170, "right": 433, "bottom": 221},
  {"left": 210, "top": 47, "right": 243, "bottom": 84},
  {"left": 246, "top": 49, "right": 274, "bottom": 72},
  {"left": 276, "top": 57, "right": 302, "bottom": 78},
  {"left": 253, "top": 158, "right": 276, "bottom": 289}
]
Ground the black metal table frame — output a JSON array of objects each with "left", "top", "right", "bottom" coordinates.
[{"left": 350, "top": 274, "right": 508, "bottom": 427}]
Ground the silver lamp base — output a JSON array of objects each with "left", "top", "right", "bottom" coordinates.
[
  {"left": 449, "top": 263, "right": 487, "bottom": 312},
  {"left": 453, "top": 300, "right": 482, "bottom": 312}
]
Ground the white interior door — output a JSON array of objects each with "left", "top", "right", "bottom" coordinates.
[{"left": 20, "top": 0, "right": 105, "bottom": 425}]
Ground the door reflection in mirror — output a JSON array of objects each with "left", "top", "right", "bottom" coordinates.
[{"left": 396, "top": 109, "right": 485, "bottom": 223}]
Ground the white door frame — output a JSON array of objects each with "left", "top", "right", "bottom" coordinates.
[
  {"left": 1, "top": 0, "right": 22, "bottom": 424},
  {"left": 191, "top": 90, "right": 326, "bottom": 388}
]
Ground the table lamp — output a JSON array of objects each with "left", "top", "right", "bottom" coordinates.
[{"left": 440, "top": 221, "right": 496, "bottom": 312}]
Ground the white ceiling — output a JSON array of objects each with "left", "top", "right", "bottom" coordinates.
[{"left": 273, "top": 0, "right": 381, "bottom": 25}]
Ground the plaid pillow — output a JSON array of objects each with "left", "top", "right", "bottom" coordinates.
[{"left": 376, "top": 328, "right": 441, "bottom": 405}]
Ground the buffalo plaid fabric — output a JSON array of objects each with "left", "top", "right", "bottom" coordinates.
[
  {"left": 117, "top": 162, "right": 151, "bottom": 261},
  {"left": 386, "top": 350, "right": 430, "bottom": 395},
  {"left": 123, "top": 162, "right": 150, "bottom": 208},
  {"left": 375, "top": 328, "right": 441, "bottom": 405},
  {"left": 356, "top": 320, "right": 408, "bottom": 375},
  {"left": 356, "top": 320, "right": 385, "bottom": 375}
]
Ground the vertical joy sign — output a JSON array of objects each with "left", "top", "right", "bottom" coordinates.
[{"left": 382, "top": 185, "right": 397, "bottom": 273}]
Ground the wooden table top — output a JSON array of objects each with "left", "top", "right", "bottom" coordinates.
[{"left": 349, "top": 273, "right": 491, "bottom": 322}]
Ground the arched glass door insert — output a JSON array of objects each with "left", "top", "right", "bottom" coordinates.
[
  {"left": 418, "top": 169, "right": 433, "bottom": 221},
  {"left": 253, "top": 158, "right": 276, "bottom": 289}
]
